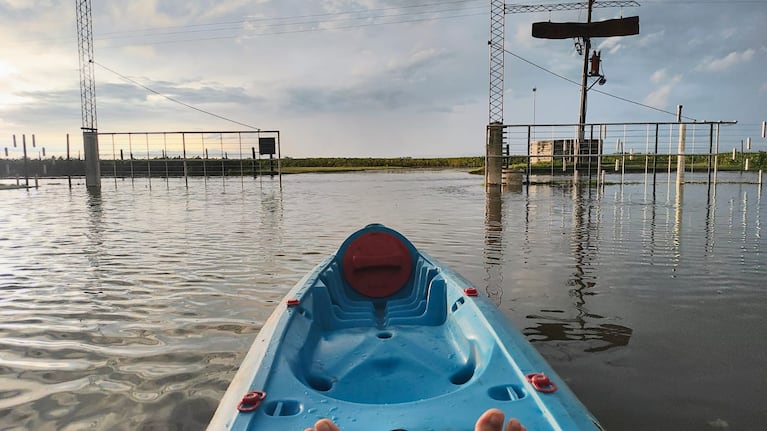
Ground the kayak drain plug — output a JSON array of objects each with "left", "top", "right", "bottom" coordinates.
[{"left": 237, "top": 390, "right": 267, "bottom": 412}]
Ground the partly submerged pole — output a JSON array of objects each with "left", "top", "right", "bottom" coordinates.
[
  {"left": 83, "top": 128, "right": 100, "bottom": 188},
  {"left": 676, "top": 105, "right": 685, "bottom": 189},
  {"left": 22, "top": 135, "right": 29, "bottom": 187},
  {"left": 67, "top": 133, "right": 72, "bottom": 189},
  {"left": 486, "top": 122, "right": 504, "bottom": 187}
]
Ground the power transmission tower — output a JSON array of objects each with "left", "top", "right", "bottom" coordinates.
[
  {"left": 488, "top": 1, "right": 505, "bottom": 124},
  {"left": 75, "top": 0, "right": 101, "bottom": 188}
]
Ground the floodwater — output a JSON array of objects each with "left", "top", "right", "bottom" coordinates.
[{"left": 0, "top": 170, "right": 765, "bottom": 430}]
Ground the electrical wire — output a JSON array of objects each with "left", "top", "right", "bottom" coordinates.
[
  {"left": 1, "top": 0, "right": 486, "bottom": 48},
  {"left": 99, "top": 10, "right": 488, "bottom": 48},
  {"left": 499, "top": 45, "right": 698, "bottom": 121},
  {"left": 96, "top": 0, "right": 485, "bottom": 37},
  {"left": 93, "top": 61, "right": 260, "bottom": 130}
]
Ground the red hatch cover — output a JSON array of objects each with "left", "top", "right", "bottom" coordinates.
[{"left": 342, "top": 231, "right": 413, "bottom": 298}]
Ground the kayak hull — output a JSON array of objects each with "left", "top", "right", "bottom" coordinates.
[{"left": 209, "top": 224, "right": 602, "bottom": 430}]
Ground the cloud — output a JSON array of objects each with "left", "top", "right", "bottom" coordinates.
[
  {"left": 596, "top": 37, "right": 623, "bottom": 55},
  {"left": 636, "top": 30, "right": 664, "bottom": 48},
  {"left": 643, "top": 72, "right": 682, "bottom": 109},
  {"left": 650, "top": 69, "right": 667, "bottom": 84},
  {"left": 281, "top": 46, "right": 480, "bottom": 114},
  {"left": 760, "top": 82, "right": 767, "bottom": 95},
  {"left": 697, "top": 49, "right": 755, "bottom": 72}
]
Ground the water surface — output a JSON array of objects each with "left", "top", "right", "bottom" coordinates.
[{"left": 0, "top": 170, "right": 764, "bottom": 430}]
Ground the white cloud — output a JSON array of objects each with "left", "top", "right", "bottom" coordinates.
[
  {"left": 203, "top": 0, "right": 265, "bottom": 20},
  {"left": 636, "top": 30, "right": 664, "bottom": 48},
  {"left": 643, "top": 73, "right": 682, "bottom": 109},
  {"left": 720, "top": 27, "right": 737, "bottom": 40},
  {"left": 697, "top": 49, "right": 755, "bottom": 72},
  {"left": 597, "top": 37, "right": 622, "bottom": 55},
  {"left": 650, "top": 69, "right": 667, "bottom": 84}
]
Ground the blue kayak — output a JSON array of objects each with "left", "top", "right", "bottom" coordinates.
[{"left": 208, "top": 224, "right": 603, "bottom": 430}]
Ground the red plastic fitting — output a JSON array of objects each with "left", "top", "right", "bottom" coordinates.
[
  {"left": 526, "top": 373, "right": 557, "bottom": 393},
  {"left": 237, "top": 390, "right": 267, "bottom": 412},
  {"left": 464, "top": 287, "right": 479, "bottom": 297}
]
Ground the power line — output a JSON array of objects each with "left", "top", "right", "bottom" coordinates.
[
  {"left": 1, "top": 1, "right": 486, "bottom": 48},
  {"left": 499, "top": 45, "right": 697, "bottom": 121},
  {"left": 100, "top": 10, "right": 488, "bottom": 48},
  {"left": 96, "top": 0, "right": 485, "bottom": 37},
  {"left": 98, "top": 10, "right": 488, "bottom": 47},
  {"left": 93, "top": 61, "right": 260, "bottom": 130}
]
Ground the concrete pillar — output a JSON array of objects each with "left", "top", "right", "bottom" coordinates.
[
  {"left": 486, "top": 122, "right": 504, "bottom": 186},
  {"left": 83, "top": 130, "right": 101, "bottom": 189}
]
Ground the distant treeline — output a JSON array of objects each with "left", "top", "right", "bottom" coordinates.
[
  {"left": 2, "top": 153, "right": 766, "bottom": 179},
  {"left": 279, "top": 157, "right": 484, "bottom": 169}
]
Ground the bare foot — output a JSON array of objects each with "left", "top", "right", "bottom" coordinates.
[
  {"left": 475, "top": 408, "right": 526, "bottom": 431},
  {"left": 304, "top": 418, "right": 340, "bottom": 431},
  {"left": 306, "top": 408, "right": 524, "bottom": 431}
]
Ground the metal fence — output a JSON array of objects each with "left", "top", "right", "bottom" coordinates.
[{"left": 499, "top": 121, "right": 765, "bottom": 184}]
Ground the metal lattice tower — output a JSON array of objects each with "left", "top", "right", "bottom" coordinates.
[
  {"left": 489, "top": 2, "right": 639, "bottom": 124},
  {"left": 506, "top": 1, "right": 638, "bottom": 13},
  {"left": 76, "top": 0, "right": 97, "bottom": 131},
  {"left": 488, "top": 1, "right": 505, "bottom": 124}
]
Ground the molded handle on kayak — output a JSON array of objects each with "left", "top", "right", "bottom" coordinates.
[{"left": 352, "top": 255, "right": 404, "bottom": 271}]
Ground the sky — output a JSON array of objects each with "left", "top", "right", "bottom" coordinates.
[{"left": 0, "top": 0, "right": 765, "bottom": 158}]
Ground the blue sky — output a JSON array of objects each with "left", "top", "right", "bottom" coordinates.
[{"left": 0, "top": 0, "right": 765, "bottom": 158}]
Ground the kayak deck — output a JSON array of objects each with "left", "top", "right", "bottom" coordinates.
[{"left": 298, "top": 325, "right": 480, "bottom": 404}]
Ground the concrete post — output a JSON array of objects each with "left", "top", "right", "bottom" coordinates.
[
  {"left": 676, "top": 123, "right": 686, "bottom": 183},
  {"left": 83, "top": 130, "right": 101, "bottom": 189},
  {"left": 486, "top": 122, "right": 504, "bottom": 186}
]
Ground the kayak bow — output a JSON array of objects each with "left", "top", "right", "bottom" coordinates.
[{"left": 209, "top": 224, "right": 602, "bottom": 430}]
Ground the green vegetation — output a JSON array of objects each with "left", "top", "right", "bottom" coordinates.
[
  {"left": 279, "top": 157, "right": 484, "bottom": 169},
  {"left": 0, "top": 184, "right": 29, "bottom": 190},
  {"left": 526, "top": 152, "right": 767, "bottom": 174},
  {"left": 0, "top": 156, "right": 484, "bottom": 178},
  {"left": 3, "top": 153, "right": 766, "bottom": 179}
]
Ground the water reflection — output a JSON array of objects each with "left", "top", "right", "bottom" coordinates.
[
  {"left": 3, "top": 172, "right": 765, "bottom": 430},
  {"left": 524, "top": 313, "right": 633, "bottom": 353},
  {"left": 483, "top": 185, "right": 503, "bottom": 305},
  {"left": 85, "top": 188, "right": 105, "bottom": 292},
  {"left": 527, "top": 182, "right": 632, "bottom": 352}
]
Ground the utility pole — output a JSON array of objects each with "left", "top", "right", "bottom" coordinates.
[
  {"left": 530, "top": 1, "right": 640, "bottom": 172},
  {"left": 486, "top": 1, "right": 638, "bottom": 185},
  {"left": 577, "top": 0, "right": 596, "bottom": 149}
]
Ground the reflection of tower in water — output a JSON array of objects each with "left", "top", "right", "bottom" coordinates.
[
  {"left": 525, "top": 182, "right": 632, "bottom": 353},
  {"left": 484, "top": 185, "right": 504, "bottom": 306}
]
